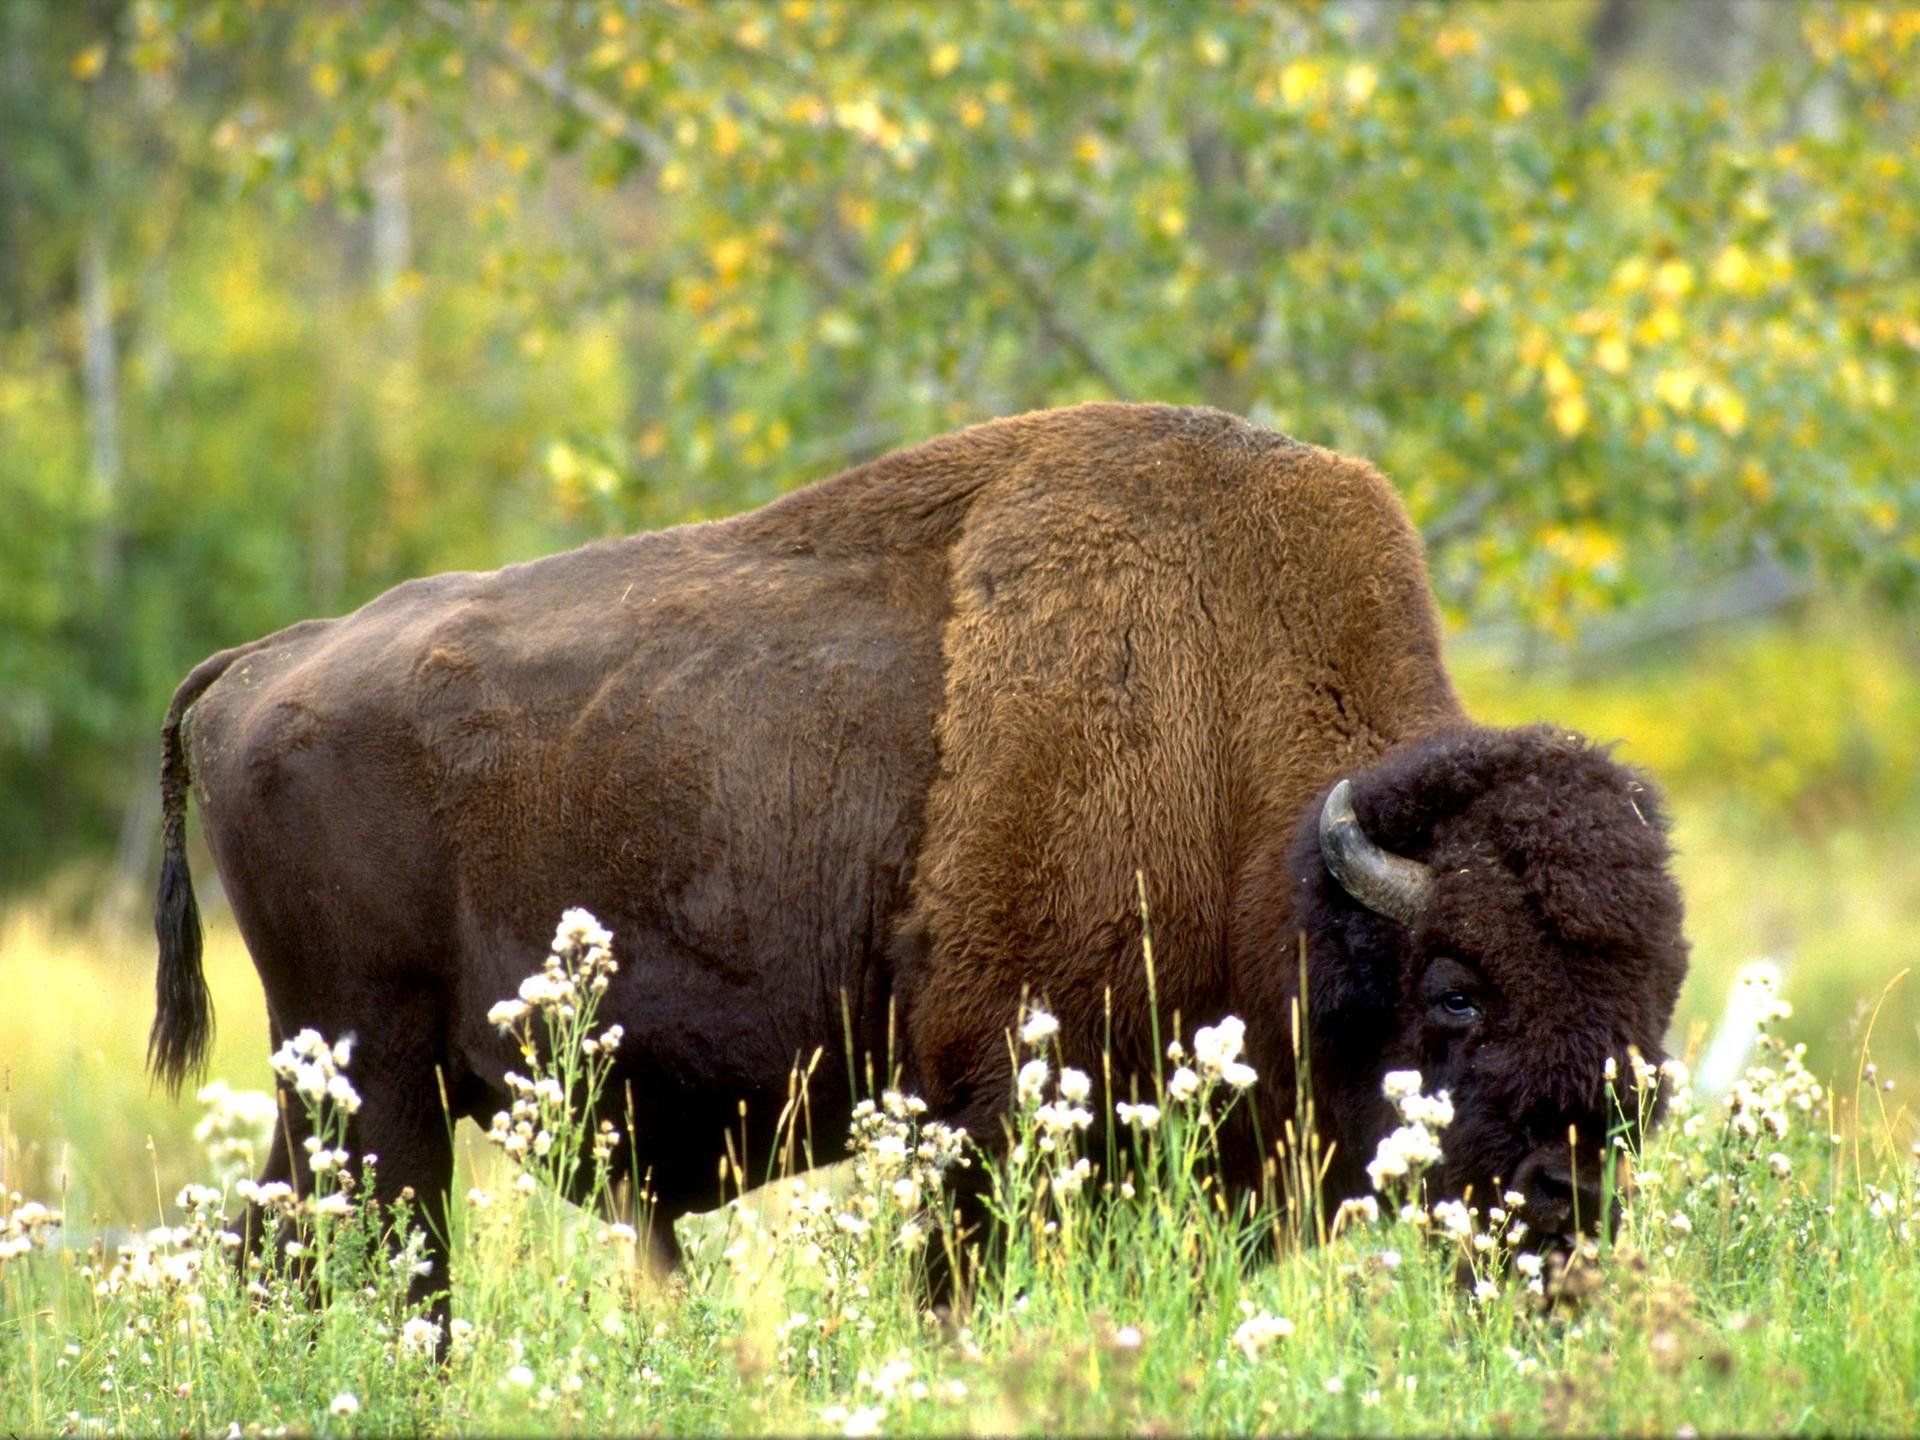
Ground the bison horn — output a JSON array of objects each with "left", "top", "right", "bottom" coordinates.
[{"left": 1318, "top": 778, "right": 1433, "bottom": 927}]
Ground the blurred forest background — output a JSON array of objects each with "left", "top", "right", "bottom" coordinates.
[{"left": 1, "top": 0, "right": 1917, "bottom": 1217}]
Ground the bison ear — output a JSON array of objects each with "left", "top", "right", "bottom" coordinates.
[{"left": 1318, "top": 779, "right": 1433, "bottom": 928}]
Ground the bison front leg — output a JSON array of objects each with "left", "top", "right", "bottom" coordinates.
[
  {"left": 342, "top": 1044, "right": 457, "bottom": 1323},
  {"left": 240, "top": 1030, "right": 456, "bottom": 1326}
]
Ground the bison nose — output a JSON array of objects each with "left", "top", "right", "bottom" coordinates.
[{"left": 1510, "top": 1148, "right": 1606, "bottom": 1236}]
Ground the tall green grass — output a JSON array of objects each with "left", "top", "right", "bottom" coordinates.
[{"left": 2, "top": 905, "right": 1916, "bottom": 1435}]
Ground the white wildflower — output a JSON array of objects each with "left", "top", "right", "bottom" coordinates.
[
  {"left": 1382, "top": 1069, "right": 1424, "bottom": 1101},
  {"left": 504, "top": 1364, "right": 535, "bottom": 1390},
  {"left": 1053, "top": 1156, "right": 1094, "bottom": 1197},
  {"left": 1514, "top": 1251, "right": 1543, "bottom": 1278},
  {"left": 1400, "top": 1090, "right": 1454, "bottom": 1129},
  {"left": 326, "top": 1074, "right": 362, "bottom": 1114},
  {"left": 486, "top": 999, "right": 529, "bottom": 1029},
  {"left": 329, "top": 1393, "right": 359, "bottom": 1417},
  {"left": 1432, "top": 1198, "right": 1473, "bottom": 1239},
  {"left": 400, "top": 1316, "right": 442, "bottom": 1355},
  {"left": 1016, "top": 1058, "right": 1050, "bottom": 1106},
  {"left": 1020, "top": 1008, "right": 1060, "bottom": 1046},
  {"left": 1366, "top": 1122, "right": 1443, "bottom": 1191},
  {"left": 1116, "top": 1101, "right": 1162, "bottom": 1131},
  {"left": 555, "top": 906, "right": 613, "bottom": 953},
  {"left": 1168, "top": 1067, "right": 1201, "bottom": 1102},
  {"left": 1193, "top": 1015, "right": 1248, "bottom": 1077},
  {"left": 1058, "top": 1067, "right": 1092, "bottom": 1103},
  {"left": 1231, "top": 1311, "right": 1294, "bottom": 1360},
  {"left": 1333, "top": 1195, "right": 1379, "bottom": 1229}
]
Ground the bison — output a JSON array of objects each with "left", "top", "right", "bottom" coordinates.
[{"left": 150, "top": 403, "right": 1687, "bottom": 1297}]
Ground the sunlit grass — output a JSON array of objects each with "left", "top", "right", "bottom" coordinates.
[{"left": 2, "top": 914, "right": 1916, "bottom": 1435}]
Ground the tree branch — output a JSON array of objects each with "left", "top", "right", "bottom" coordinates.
[
  {"left": 964, "top": 206, "right": 1132, "bottom": 399},
  {"left": 417, "top": 0, "right": 672, "bottom": 169}
]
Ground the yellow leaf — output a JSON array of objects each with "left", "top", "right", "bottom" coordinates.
[
  {"left": 957, "top": 96, "right": 986, "bottom": 129},
  {"left": 545, "top": 440, "right": 581, "bottom": 486},
  {"left": 1652, "top": 259, "right": 1695, "bottom": 302},
  {"left": 884, "top": 235, "right": 916, "bottom": 277},
  {"left": 1711, "top": 244, "right": 1755, "bottom": 291},
  {"left": 1611, "top": 256, "right": 1650, "bottom": 293},
  {"left": 710, "top": 235, "right": 751, "bottom": 283},
  {"left": 309, "top": 61, "right": 341, "bottom": 99},
  {"left": 929, "top": 42, "right": 961, "bottom": 77},
  {"left": 1595, "top": 335, "right": 1630, "bottom": 374},
  {"left": 1739, "top": 461, "right": 1772, "bottom": 503},
  {"left": 1634, "top": 306, "right": 1681, "bottom": 346},
  {"left": 1653, "top": 367, "right": 1700, "bottom": 411},
  {"left": 1156, "top": 204, "right": 1187, "bottom": 239},
  {"left": 1703, "top": 387, "right": 1747, "bottom": 435},
  {"left": 1279, "top": 60, "right": 1323, "bottom": 109},
  {"left": 1343, "top": 63, "right": 1378, "bottom": 108},
  {"left": 1195, "top": 31, "right": 1228, "bottom": 67},
  {"left": 1542, "top": 354, "right": 1580, "bottom": 398},
  {"left": 71, "top": 44, "right": 107, "bottom": 81},
  {"left": 1501, "top": 84, "right": 1532, "bottom": 118},
  {"left": 1551, "top": 392, "right": 1589, "bottom": 438},
  {"left": 1074, "top": 133, "right": 1105, "bottom": 166}
]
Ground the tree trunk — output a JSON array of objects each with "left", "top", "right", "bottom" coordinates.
[{"left": 81, "top": 221, "right": 123, "bottom": 591}]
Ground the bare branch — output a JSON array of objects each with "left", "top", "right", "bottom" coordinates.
[
  {"left": 417, "top": 0, "right": 672, "bottom": 169},
  {"left": 965, "top": 206, "right": 1132, "bottom": 400}
]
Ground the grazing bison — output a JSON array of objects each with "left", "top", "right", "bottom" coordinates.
[{"left": 150, "top": 403, "right": 1686, "bottom": 1294}]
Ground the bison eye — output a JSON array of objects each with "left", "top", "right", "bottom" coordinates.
[{"left": 1435, "top": 992, "right": 1481, "bottom": 1021}]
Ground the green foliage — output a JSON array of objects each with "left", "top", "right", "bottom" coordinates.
[
  {"left": 1457, "top": 609, "right": 1920, "bottom": 830},
  {"left": 2, "top": 1, "right": 1916, "bottom": 878}
]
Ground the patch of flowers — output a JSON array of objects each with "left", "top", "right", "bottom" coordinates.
[{"left": 483, "top": 907, "right": 629, "bottom": 1209}]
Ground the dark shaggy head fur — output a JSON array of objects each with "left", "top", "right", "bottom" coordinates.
[{"left": 1290, "top": 723, "right": 1688, "bottom": 1232}]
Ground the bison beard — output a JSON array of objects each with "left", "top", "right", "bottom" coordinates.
[{"left": 148, "top": 403, "right": 1687, "bottom": 1303}]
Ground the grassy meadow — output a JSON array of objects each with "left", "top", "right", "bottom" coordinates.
[{"left": 2, "top": 613, "right": 1918, "bottom": 1434}]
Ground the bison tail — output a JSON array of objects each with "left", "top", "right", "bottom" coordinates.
[{"left": 148, "top": 649, "right": 240, "bottom": 1096}]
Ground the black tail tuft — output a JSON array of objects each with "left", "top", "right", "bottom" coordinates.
[
  {"left": 149, "top": 654, "right": 230, "bottom": 1097},
  {"left": 150, "top": 835, "right": 211, "bottom": 1095}
]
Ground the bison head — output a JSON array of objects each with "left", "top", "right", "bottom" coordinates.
[{"left": 1286, "top": 724, "right": 1688, "bottom": 1240}]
